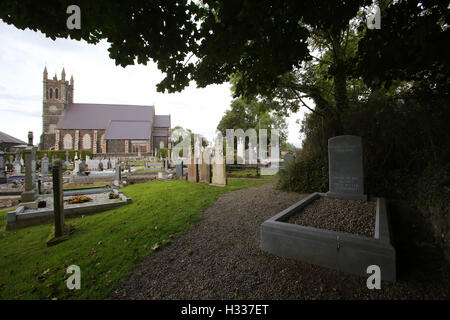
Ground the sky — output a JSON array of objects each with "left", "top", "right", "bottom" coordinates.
[{"left": 0, "top": 21, "right": 307, "bottom": 147}]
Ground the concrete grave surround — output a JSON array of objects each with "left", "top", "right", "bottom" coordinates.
[
  {"left": 327, "top": 135, "right": 367, "bottom": 201},
  {"left": 7, "top": 188, "right": 131, "bottom": 230},
  {"left": 260, "top": 135, "right": 396, "bottom": 282},
  {"left": 260, "top": 193, "right": 396, "bottom": 281}
]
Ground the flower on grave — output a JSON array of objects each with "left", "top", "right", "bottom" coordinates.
[
  {"left": 65, "top": 195, "right": 93, "bottom": 204},
  {"left": 109, "top": 191, "right": 119, "bottom": 199}
]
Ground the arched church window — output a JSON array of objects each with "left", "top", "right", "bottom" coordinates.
[
  {"left": 46, "top": 89, "right": 49, "bottom": 100},
  {"left": 55, "top": 88, "right": 59, "bottom": 99},
  {"left": 63, "top": 134, "right": 73, "bottom": 149},
  {"left": 49, "top": 88, "right": 53, "bottom": 99},
  {"left": 82, "top": 134, "right": 92, "bottom": 150}
]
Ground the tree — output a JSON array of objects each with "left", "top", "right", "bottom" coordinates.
[
  {"left": 0, "top": 0, "right": 368, "bottom": 96},
  {"left": 1, "top": 1, "right": 446, "bottom": 108},
  {"left": 217, "top": 98, "right": 288, "bottom": 148}
]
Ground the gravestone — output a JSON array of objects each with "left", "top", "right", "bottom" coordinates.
[
  {"left": 20, "top": 144, "right": 38, "bottom": 207},
  {"left": 0, "top": 151, "right": 6, "bottom": 184},
  {"left": 114, "top": 163, "right": 121, "bottom": 185},
  {"left": 327, "top": 135, "right": 367, "bottom": 200},
  {"left": 78, "top": 161, "right": 86, "bottom": 175},
  {"left": 53, "top": 160, "right": 65, "bottom": 237},
  {"left": 176, "top": 160, "right": 184, "bottom": 178},
  {"left": 187, "top": 149, "right": 198, "bottom": 183},
  {"left": 199, "top": 151, "right": 212, "bottom": 184},
  {"left": 65, "top": 151, "right": 71, "bottom": 167},
  {"left": 14, "top": 151, "right": 21, "bottom": 174},
  {"left": 47, "top": 159, "right": 72, "bottom": 246},
  {"left": 73, "top": 160, "right": 80, "bottom": 174},
  {"left": 41, "top": 155, "right": 49, "bottom": 177},
  {"left": 211, "top": 157, "right": 227, "bottom": 186}
]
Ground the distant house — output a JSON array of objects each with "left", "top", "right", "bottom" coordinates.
[
  {"left": 0, "top": 131, "right": 26, "bottom": 152},
  {"left": 39, "top": 68, "right": 171, "bottom": 155}
]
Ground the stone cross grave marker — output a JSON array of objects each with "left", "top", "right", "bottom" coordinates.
[
  {"left": 20, "top": 143, "right": 38, "bottom": 207},
  {"left": 47, "top": 159, "right": 72, "bottom": 246},
  {"left": 327, "top": 135, "right": 367, "bottom": 200},
  {"left": 53, "top": 160, "right": 65, "bottom": 237}
]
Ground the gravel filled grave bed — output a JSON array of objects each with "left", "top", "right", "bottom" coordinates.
[
  {"left": 285, "top": 197, "right": 376, "bottom": 237},
  {"left": 110, "top": 181, "right": 450, "bottom": 300}
]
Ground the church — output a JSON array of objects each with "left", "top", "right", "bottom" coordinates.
[{"left": 39, "top": 68, "right": 171, "bottom": 155}]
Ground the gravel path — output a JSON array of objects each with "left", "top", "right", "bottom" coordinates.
[
  {"left": 286, "top": 197, "right": 376, "bottom": 237},
  {"left": 111, "top": 181, "right": 449, "bottom": 299}
]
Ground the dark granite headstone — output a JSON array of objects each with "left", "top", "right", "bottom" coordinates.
[{"left": 327, "top": 135, "right": 366, "bottom": 200}]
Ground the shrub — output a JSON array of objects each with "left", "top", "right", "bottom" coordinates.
[{"left": 278, "top": 150, "right": 328, "bottom": 193}]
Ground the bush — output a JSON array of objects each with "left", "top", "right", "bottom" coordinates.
[
  {"left": 158, "top": 148, "right": 168, "bottom": 158},
  {"left": 416, "top": 164, "right": 450, "bottom": 261},
  {"left": 278, "top": 150, "right": 328, "bottom": 193}
]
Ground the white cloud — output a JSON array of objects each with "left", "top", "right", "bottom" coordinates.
[{"left": 0, "top": 21, "right": 305, "bottom": 147}]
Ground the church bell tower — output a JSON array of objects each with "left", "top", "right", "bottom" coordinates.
[{"left": 39, "top": 67, "right": 74, "bottom": 150}]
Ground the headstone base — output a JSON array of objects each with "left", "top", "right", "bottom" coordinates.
[
  {"left": 46, "top": 224, "right": 75, "bottom": 247},
  {"left": 21, "top": 190, "right": 38, "bottom": 203},
  {"left": 326, "top": 192, "right": 367, "bottom": 201},
  {"left": 21, "top": 201, "right": 38, "bottom": 209},
  {"left": 209, "top": 183, "right": 226, "bottom": 187}
]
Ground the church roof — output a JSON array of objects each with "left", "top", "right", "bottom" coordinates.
[
  {"left": 0, "top": 131, "right": 27, "bottom": 145},
  {"left": 154, "top": 115, "right": 170, "bottom": 127},
  {"left": 57, "top": 103, "right": 155, "bottom": 130},
  {"left": 152, "top": 128, "right": 170, "bottom": 137},
  {"left": 104, "top": 120, "right": 151, "bottom": 140}
]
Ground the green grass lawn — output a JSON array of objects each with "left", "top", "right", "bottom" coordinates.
[{"left": 0, "top": 178, "right": 268, "bottom": 300}]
